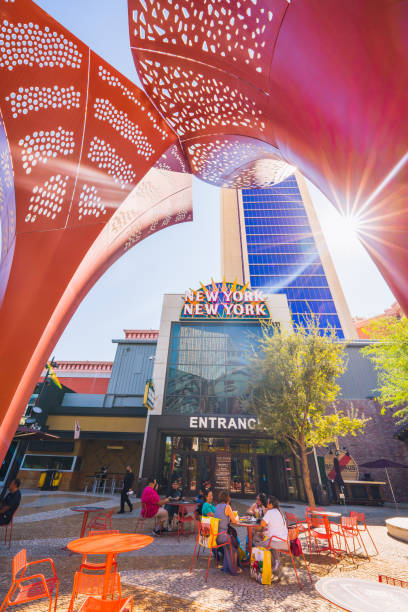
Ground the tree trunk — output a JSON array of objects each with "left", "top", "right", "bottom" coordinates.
[{"left": 300, "top": 444, "right": 315, "bottom": 506}]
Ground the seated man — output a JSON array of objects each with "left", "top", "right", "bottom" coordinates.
[
  {"left": 141, "top": 477, "right": 170, "bottom": 536},
  {"left": 0, "top": 478, "right": 21, "bottom": 525},
  {"left": 164, "top": 478, "right": 183, "bottom": 528}
]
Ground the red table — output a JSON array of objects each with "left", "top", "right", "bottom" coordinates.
[
  {"left": 238, "top": 517, "right": 258, "bottom": 561},
  {"left": 71, "top": 506, "right": 105, "bottom": 538},
  {"left": 311, "top": 510, "right": 341, "bottom": 518},
  {"left": 67, "top": 533, "right": 153, "bottom": 598}
]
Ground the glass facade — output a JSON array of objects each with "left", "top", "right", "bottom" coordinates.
[
  {"left": 164, "top": 321, "right": 266, "bottom": 415},
  {"left": 242, "top": 175, "right": 345, "bottom": 338}
]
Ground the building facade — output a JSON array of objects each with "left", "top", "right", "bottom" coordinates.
[
  {"left": 221, "top": 174, "right": 356, "bottom": 339},
  {"left": 15, "top": 331, "right": 156, "bottom": 491}
]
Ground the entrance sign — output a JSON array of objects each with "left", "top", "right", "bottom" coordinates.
[
  {"left": 324, "top": 450, "right": 359, "bottom": 481},
  {"left": 189, "top": 416, "right": 257, "bottom": 430},
  {"left": 180, "top": 280, "right": 271, "bottom": 321}
]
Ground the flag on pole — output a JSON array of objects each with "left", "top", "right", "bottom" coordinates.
[
  {"left": 74, "top": 419, "right": 80, "bottom": 440},
  {"left": 47, "top": 361, "right": 62, "bottom": 389}
]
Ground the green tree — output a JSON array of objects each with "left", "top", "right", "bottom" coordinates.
[
  {"left": 361, "top": 316, "right": 408, "bottom": 422},
  {"left": 248, "top": 317, "right": 369, "bottom": 506}
]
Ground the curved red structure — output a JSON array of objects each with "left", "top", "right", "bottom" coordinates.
[
  {"left": 0, "top": 0, "right": 191, "bottom": 461},
  {"left": 128, "top": 0, "right": 408, "bottom": 311}
]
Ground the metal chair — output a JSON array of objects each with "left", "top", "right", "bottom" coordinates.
[
  {"left": 350, "top": 510, "right": 378, "bottom": 555},
  {"left": 87, "top": 509, "right": 114, "bottom": 533},
  {"left": 379, "top": 575, "right": 408, "bottom": 589},
  {"left": 134, "top": 502, "right": 160, "bottom": 534},
  {"left": 68, "top": 571, "right": 121, "bottom": 612},
  {"left": 306, "top": 514, "right": 339, "bottom": 566},
  {"left": 78, "top": 596, "right": 133, "bottom": 612},
  {"left": 176, "top": 504, "right": 195, "bottom": 540},
  {"left": 265, "top": 527, "right": 312, "bottom": 590},
  {"left": 0, "top": 549, "right": 59, "bottom": 612},
  {"left": 1, "top": 508, "right": 18, "bottom": 550},
  {"left": 190, "top": 518, "right": 235, "bottom": 582}
]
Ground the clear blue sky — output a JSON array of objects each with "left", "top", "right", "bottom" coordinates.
[{"left": 34, "top": 0, "right": 395, "bottom": 361}]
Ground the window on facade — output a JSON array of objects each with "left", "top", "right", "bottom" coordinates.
[
  {"left": 21, "top": 455, "right": 76, "bottom": 471},
  {"left": 164, "top": 322, "right": 268, "bottom": 415}
]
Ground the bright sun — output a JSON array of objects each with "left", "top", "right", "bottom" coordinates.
[{"left": 323, "top": 211, "right": 362, "bottom": 250}]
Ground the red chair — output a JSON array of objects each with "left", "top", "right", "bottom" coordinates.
[
  {"left": 379, "top": 575, "right": 408, "bottom": 589},
  {"left": 190, "top": 519, "right": 236, "bottom": 582},
  {"left": 176, "top": 504, "right": 195, "bottom": 540},
  {"left": 265, "top": 527, "right": 312, "bottom": 590},
  {"left": 79, "top": 530, "right": 119, "bottom": 573},
  {"left": 1, "top": 509, "right": 17, "bottom": 550},
  {"left": 285, "top": 512, "right": 308, "bottom": 535},
  {"left": 78, "top": 596, "right": 133, "bottom": 611},
  {"left": 350, "top": 510, "right": 378, "bottom": 555},
  {"left": 134, "top": 502, "right": 161, "bottom": 534},
  {"left": 87, "top": 509, "right": 114, "bottom": 533},
  {"left": 68, "top": 571, "right": 121, "bottom": 612},
  {"left": 0, "top": 549, "right": 59, "bottom": 612},
  {"left": 306, "top": 514, "right": 339, "bottom": 566}
]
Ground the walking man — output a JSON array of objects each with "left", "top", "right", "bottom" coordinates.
[{"left": 118, "top": 465, "right": 134, "bottom": 514}]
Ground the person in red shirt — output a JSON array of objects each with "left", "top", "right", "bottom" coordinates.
[{"left": 141, "top": 477, "right": 170, "bottom": 535}]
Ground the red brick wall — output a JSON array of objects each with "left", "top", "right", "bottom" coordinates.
[{"left": 319, "top": 399, "right": 408, "bottom": 503}]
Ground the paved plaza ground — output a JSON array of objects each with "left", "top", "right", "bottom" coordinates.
[{"left": 1, "top": 490, "right": 408, "bottom": 611}]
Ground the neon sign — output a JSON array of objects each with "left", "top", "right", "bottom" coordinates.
[{"left": 180, "top": 280, "right": 271, "bottom": 321}]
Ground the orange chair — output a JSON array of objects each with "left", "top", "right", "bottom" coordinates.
[
  {"left": 265, "top": 527, "right": 312, "bottom": 590},
  {"left": 68, "top": 571, "right": 121, "bottom": 612},
  {"left": 0, "top": 549, "right": 59, "bottom": 612},
  {"left": 78, "top": 596, "right": 133, "bottom": 611},
  {"left": 79, "top": 530, "right": 120, "bottom": 573},
  {"left": 87, "top": 509, "right": 114, "bottom": 533},
  {"left": 176, "top": 504, "right": 195, "bottom": 540},
  {"left": 190, "top": 519, "right": 236, "bottom": 582},
  {"left": 379, "top": 575, "right": 408, "bottom": 589},
  {"left": 350, "top": 510, "right": 378, "bottom": 555},
  {"left": 306, "top": 514, "right": 339, "bottom": 566},
  {"left": 338, "top": 516, "right": 368, "bottom": 562},
  {"left": 1, "top": 508, "right": 18, "bottom": 550},
  {"left": 134, "top": 503, "right": 160, "bottom": 534},
  {"left": 285, "top": 512, "right": 308, "bottom": 535}
]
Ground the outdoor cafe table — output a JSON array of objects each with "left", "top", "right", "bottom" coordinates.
[
  {"left": 237, "top": 517, "right": 258, "bottom": 560},
  {"left": 67, "top": 533, "right": 153, "bottom": 598},
  {"left": 315, "top": 577, "right": 408, "bottom": 612},
  {"left": 311, "top": 510, "right": 341, "bottom": 518},
  {"left": 70, "top": 506, "right": 106, "bottom": 538}
]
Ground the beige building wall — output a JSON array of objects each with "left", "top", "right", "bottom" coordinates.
[
  {"left": 220, "top": 177, "right": 357, "bottom": 339},
  {"left": 220, "top": 188, "right": 244, "bottom": 283}
]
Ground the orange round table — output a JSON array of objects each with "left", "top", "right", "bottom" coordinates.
[{"left": 67, "top": 533, "right": 153, "bottom": 598}]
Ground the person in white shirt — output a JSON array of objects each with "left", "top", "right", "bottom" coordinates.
[{"left": 254, "top": 496, "right": 288, "bottom": 577}]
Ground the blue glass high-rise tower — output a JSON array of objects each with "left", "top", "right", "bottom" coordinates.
[{"left": 221, "top": 174, "right": 355, "bottom": 339}]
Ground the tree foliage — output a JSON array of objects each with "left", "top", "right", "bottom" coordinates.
[
  {"left": 361, "top": 316, "right": 408, "bottom": 422},
  {"left": 248, "top": 316, "right": 369, "bottom": 505}
]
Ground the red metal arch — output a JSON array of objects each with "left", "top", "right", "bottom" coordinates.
[{"left": 0, "top": 0, "right": 191, "bottom": 461}]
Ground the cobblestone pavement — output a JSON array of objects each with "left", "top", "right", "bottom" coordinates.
[{"left": 0, "top": 491, "right": 407, "bottom": 611}]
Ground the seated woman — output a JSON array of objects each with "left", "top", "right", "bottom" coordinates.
[
  {"left": 201, "top": 489, "right": 216, "bottom": 517},
  {"left": 254, "top": 496, "right": 288, "bottom": 578},
  {"left": 141, "top": 476, "right": 170, "bottom": 536},
  {"left": 215, "top": 490, "right": 242, "bottom": 575},
  {"left": 248, "top": 493, "right": 267, "bottom": 518}
]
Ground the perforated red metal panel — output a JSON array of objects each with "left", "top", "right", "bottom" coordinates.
[
  {"left": 0, "top": 0, "right": 184, "bottom": 462},
  {"left": 129, "top": 0, "right": 408, "bottom": 318}
]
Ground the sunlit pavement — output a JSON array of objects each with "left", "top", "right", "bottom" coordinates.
[{"left": 1, "top": 490, "right": 408, "bottom": 611}]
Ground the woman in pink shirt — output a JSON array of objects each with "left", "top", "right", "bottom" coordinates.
[{"left": 141, "top": 477, "right": 170, "bottom": 535}]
